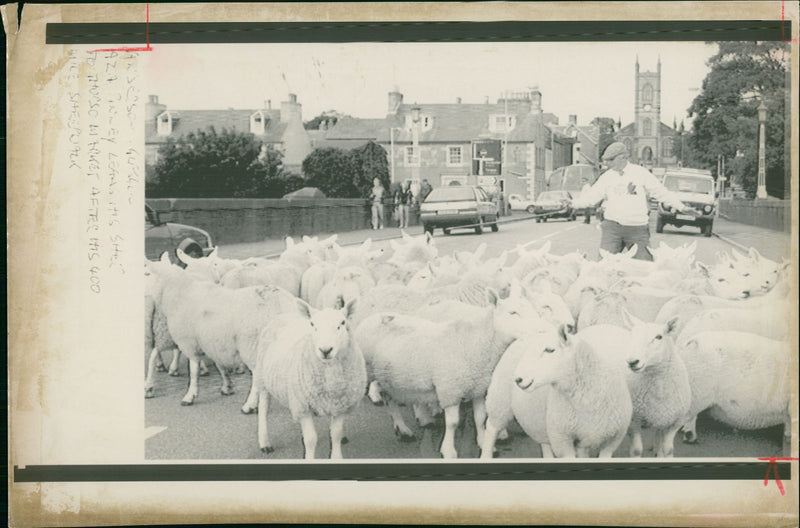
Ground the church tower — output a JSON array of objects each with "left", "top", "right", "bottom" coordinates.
[{"left": 633, "top": 56, "right": 661, "bottom": 167}]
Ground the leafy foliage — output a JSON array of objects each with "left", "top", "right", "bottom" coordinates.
[
  {"left": 147, "top": 127, "right": 297, "bottom": 198},
  {"left": 302, "top": 141, "right": 390, "bottom": 198},
  {"left": 591, "top": 117, "right": 617, "bottom": 160},
  {"left": 687, "top": 42, "right": 789, "bottom": 198}
]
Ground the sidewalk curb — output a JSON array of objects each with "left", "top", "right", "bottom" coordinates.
[{"left": 712, "top": 231, "right": 750, "bottom": 252}]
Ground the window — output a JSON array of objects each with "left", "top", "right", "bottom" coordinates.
[
  {"left": 405, "top": 146, "right": 419, "bottom": 166},
  {"left": 156, "top": 112, "right": 172, "bottom": 136},
  {"left": 446, "top": 146, "right": 462, "bottom": 166},
  {"left": 641, "top": 146, "right": 653, "bottom": 161},
  {"left": 642, "top": 83, "right": 653, "bottom": 103},
  {"left": 642, "top": 118, "right": 652, "bottom": 136},
  {"left": 535, "top": 146, "right": 545, "bottom": 169},
  {"left": 250, "top": 111, "right": 265, "bottom": 135},
  {"left": 663, "top": 138, "right": 673, "bottom": 157},
  {"left": 489, "top": 114, "right": 516, "bottom": 133}
]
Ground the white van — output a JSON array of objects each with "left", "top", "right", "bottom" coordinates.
[{"left": 656, "top": 168, "right": 716, "bottom": 237}]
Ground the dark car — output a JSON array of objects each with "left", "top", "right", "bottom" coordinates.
[
  {"left": 419, "top": 185, "right": 499, "bottom": 235},
  {"left": 145, "top": 203, "right": 214, "bottom": 262},
  {"left": 533, "top": 190, "right": 575, "bottom": 222}
]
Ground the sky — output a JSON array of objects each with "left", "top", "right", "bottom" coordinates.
[{"left": 144, "top": 41, "right": 718, "bottom": 129}]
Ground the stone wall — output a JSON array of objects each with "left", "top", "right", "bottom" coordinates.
[
  {"left": 718, "top": 198, "right": 791, "bottom": 232},
  {"left": 147, "top": 197, "right": 408, "bottom": 245}
]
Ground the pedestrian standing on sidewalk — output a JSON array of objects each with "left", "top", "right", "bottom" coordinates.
[
  {"left": 570, "top": 142, "right": 698, "bottom": 261},
  {"left": 395, "top": 181, "right": 414, "bottom": 229},
  {"left": 369, "top": 177, "right": 386, "bottom": 230}
]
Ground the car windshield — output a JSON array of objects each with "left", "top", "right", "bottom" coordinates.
[
  {"left": 663, "top": 176, "right": 713, "bottom": 194},
  {"left": 425, "top": 187, "right": 476, "bottom": 202},
  {"left": 538, "top": 191, "right": 570, "bottom": 201}
]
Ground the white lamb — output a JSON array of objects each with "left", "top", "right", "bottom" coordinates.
[
  {"left": 145, "top": 253, "right": 297, "bottom": 410},
  {"left": 313, "top": 266, "right": 376, "bottom": 309},
  {"left": 677, "top": 307, "right": 790, "bottom": 343},
  {"left": 354, "top": 288, "right": 539, "bottom": 458},
  {"left": 614, "top": 310, "right": 692, "bottom": 457},
  {"left": 253, "top": 298, "right": 367, "bottom": 459},
  {"left": 511, "top": 324, "right": 633, "bottom": 458},
  {"left": 577, "top": 285, "right": 676, "bottom": 329},
  {"left": 678, "top": 331, "right": 792, "bottom": 444},
  {"left": 220, "top": 260, "right": 302, "bottom": 296}
]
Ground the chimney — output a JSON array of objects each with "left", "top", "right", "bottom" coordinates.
[
  {"left": 265, "top": 99, "right": 272, "bottom": 110},
  {"left": 569, "top": 115, "right": 577, "bottom": 125},
  {"left": 456, "top": 97, "right": 462, "bottom": 104},
  {"left": 281, "top": 94, "right": 302, "bottom": 123},
  {"left": 146, "top": 94, "right": 166, "bottom": 122},
  {"left": 484, "top": 96, "right": 489, "bottom": 104},
  {"left": 319, "top": 119, "right": 328, "bottom": 131},
  {"left": 529, "top": 86, "right": 542, "bottom": 114},
  {"left": 388, "top": 90, "right": 403, "bottom": 114}
]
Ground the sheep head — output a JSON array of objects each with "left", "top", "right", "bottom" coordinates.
[
  {"left": 620, "top": 308, "right": 679, "bottom": 373},
  {"left": 512, "top": 322, "right": 573, "bottom": 392},
  {"left": 296, "top": 297, "right": 357, "bottom": 361}
]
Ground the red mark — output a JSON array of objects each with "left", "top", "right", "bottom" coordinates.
[
  {"left": 88, "top": 3, "right": 152, "bottom": 53},
  {"left": 758, "top": 457, "right": 798, "bottom": 495}
]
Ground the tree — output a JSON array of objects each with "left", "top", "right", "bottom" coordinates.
[
  {"left": 687, "top": 42, "right": 789, "bottom": 198},
  {"left": 302, "top": 141, "right": 390, "bottom": 198},
  {"left": 148, "top": 127, "right": 292, "bottom": 198},
  {"left": 591, "top": 117, "right": 617, "bottom": 159}
]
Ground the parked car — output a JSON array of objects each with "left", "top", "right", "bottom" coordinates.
[
  {"left": 145, "top": 203, "right": 215, "bottom": 262},
  {"left": 532, "top": 190, "right": 575, "bottom": 222},
  {"left": 507, "top": 193, "right": 537, "bottom": 214},
  {"left": 420, "top": 185, "right": 499, "bottom": 235},
  {"left": 548, "top": 163, "right": 598, "bottom": 221},
  {"left": 656, "top": 168, "right": 716, "bottom": 237}
]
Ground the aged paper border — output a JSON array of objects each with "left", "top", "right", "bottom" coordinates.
[{"left": 6, "top": 2, "right": 799, "bottom": 526}]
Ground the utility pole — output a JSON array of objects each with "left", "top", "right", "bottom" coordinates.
[{"left": 756, "top": 99, "right": 768, "bottom": 199}]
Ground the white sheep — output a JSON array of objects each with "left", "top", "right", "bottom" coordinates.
[
  {"left": 512, "top": 324, "right": 633, "bottom": 458},
  {"left": 253, "top": 298, "right": 366, "bottom": 459},
  {"left": 145, "top": 253, "right": 297, "bottom": 410},
  {"left": 313, "top": 266, "right": 376, "bottom": 309},
  {"left": 677, "top": 306, "right": 790, "bottom": 343},
  {"left": 678, "top": 331, "right": 792, "bottom": 444},
  {"left": 354, "top": 288, "right": 539, "bottom": 458},
  {"left": 220, "top": 260, "right": 302, "bottom": 296},
  {"left": 615, "top": 310, "right": 691, "bottom": 457},
  {"left": 576, "top": 285, "right": 676, "bottom": 329}
]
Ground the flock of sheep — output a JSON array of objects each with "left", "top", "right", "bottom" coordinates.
[{"left": 144, "top": 231, "right": 794, "bottom": 459}]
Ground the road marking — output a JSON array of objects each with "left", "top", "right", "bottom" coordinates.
[{"left": 145, "top": 426, "right": 167, "bottom": 440}]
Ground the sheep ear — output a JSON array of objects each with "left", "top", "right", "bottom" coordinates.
[
  {"left": 334, "top": 295, "right": 345, "bottom": 310},
  {"left": 665, "top": 316, "right": 680, "bottom": 336},
  {"left": 344, "top": 298, "right": 358, "bottom": 319},
  {"left": 296, "top": 298, "right": 313, "bottom": 319},
  {"left": 748, "top": 247, "right": 762, "bottom": 261},
  {"left": 160, "top": 251, "right": 171, "bottom": 264},
  {"left": 425, "top": 231, "right": 434, "bottom": 244},
  {"left": 558, "top": 323, "right": 575, "bottom": 345},
  {"left": 208, "top": 247, "right": 218, "bottom": 258},
  {"left": 402, "top": 229, "right": 412, "bottom": 240},
  {"left": 598, "top": 248, "right": 611, "bottom": 260},
  {"left": 285, "top": 236, "right": 295, "bottom": 248},
  {"left": 624, "top": 244, "right": 638, "bottom": 258},
  {"left": 620, "top": 308, "right": 637, "bottom": 330}
]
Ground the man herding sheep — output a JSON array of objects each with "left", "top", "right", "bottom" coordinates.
[{"left": 571, "top": 142, "right": 699, "bottom": 261}]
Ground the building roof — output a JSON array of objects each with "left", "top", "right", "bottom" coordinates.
[
  {"left": 145, "top": 109, "right": 286, "bottom": 144},
  {"left": 323, "top": 117, "right": 387, "bottom": 140}
]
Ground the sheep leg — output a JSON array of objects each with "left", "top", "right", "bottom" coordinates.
[
  {"left": 540, "top": 443, "right": 555, "bottom": 458},
  {"left": 154, "top": 350, "right": 167, "bottom": 372},
  {"left": 217, "top": 363, "right": 234, "bottom": 395},
  {"left": 576, "top": 446, "right": 590, "bottom": 458},
  {"left": 367, "top": 381, "right": 385, "bottom": 406},
  {"left": 629, "top": 425, "right": 644, "bottom": 457},
  {"left": 144, "top": 347, "right": 160, "bottom": 399},
  {"left": 299, "top": 415, "right": 318, "bottom": 460},
  {"left": 471, "top": 397, "right": 487, "bottom": 448},
  {"left": 257, "top": 391, "right": 274, "bottom": 454},
  {"left": 180, "top": 358, "right": 200, "bottom": 406},
  {"left": 241, "top": 380, "right": 259, "bottom": 414},
  {"left": 656, "top": 425, "right": 681, "bottom": 458},
  {"left": 329, "top": 415, "right": 345, "bottom": 459},
  {"left": 198, "top": 359, "right": 209, "bottom": 377},
  {"left": 549, "top": 436, "right": 576, "bottom": 458},
  {"left": 386, "top": 401, "right": 416, "bottom": 442},
  {"left": 168, "top": 350, "right": 181, "bottom": 376},
  {"left": 439, "top": 404, "right": 460, "bottom": 459},
  {"left": 480, "top": 422, "right": 500, "bottom": 459},
  {"left": 681, "top": 415, "right": 698, "bottom": 444},
  {"left": 598, "top": 429, "right": 628, "bottom": 459}
]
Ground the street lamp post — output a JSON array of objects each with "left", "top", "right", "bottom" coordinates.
[
  {"left": 389, "top": 126, "right": 405, "bottom": 186},
  {"left": 756, "top": 100, "right": 768, "bottom": 199}
]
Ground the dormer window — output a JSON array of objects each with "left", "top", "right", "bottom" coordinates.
[
  {"left": 156, "top": 111, "right": 172, "bottom": 136},
  {"left": 489, "top": 114, "right": 516, "bottom": 133},
  {"left": 250, "top": 111, "right": 266, "bottom": 135},
  {"left": 405, "top": 113, "right": 434, "bottom": 131}
]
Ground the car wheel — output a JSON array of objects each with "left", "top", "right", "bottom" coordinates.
[
  {"left": 656, "top": 216, "right": 665, "bottom": 233},
  {"left": 443, "top": 228, "right": 451, "bottom": 235},
  {"left": 526, "top": 205, "right": 535, "bottom": 214},
  {"left": 535, "top": 218, "right": 541, "bottom": 223},
  {"left": 423, "top": 223, "right": 434, "bottom": 236},
  {"left": 570, "top": 213, "right": 576, "bottom": 221},
  {"left": 490, "top": 217, "right": 499, "bottom": 232},
  {"left": 542, "top": 216, "right": 548, "bottom": 223},
  {"left": 702, "top": 221, "right": 713, "bottom": 237},
  {"left": 475, "top": 217, "right": 484, "bottom": 235}
]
